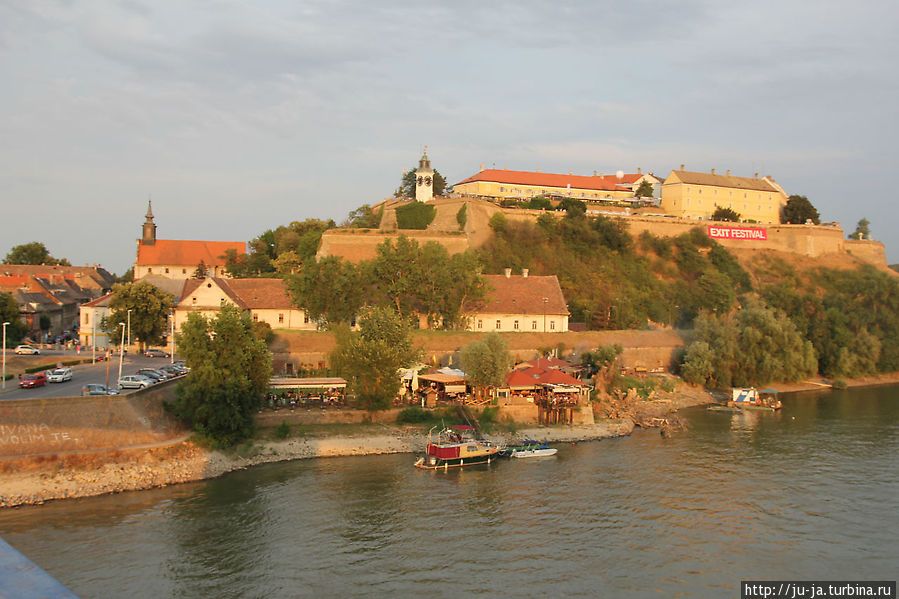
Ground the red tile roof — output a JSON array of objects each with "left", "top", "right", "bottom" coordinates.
[
  {"left": 178, "top": 278, "right": 294, "bottom": 310},
  {"left": 505, "top": 365, "right": 584, "bottom": 387},
  {"left": 136, "top": 239, "right": 246, "bottom": 267},
  {"left": 516, "top": 356, "right": 572, "bottom": 370},
  {"left": 455, "top": 169, "right": 626, "bottom": 192},
  {"left": 473, "top": 275, "right": 568, "bottom": 315}
]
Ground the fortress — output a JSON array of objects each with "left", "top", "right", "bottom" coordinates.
[{"left": 317, "top": 196, "right": 888, "bottom": 268}]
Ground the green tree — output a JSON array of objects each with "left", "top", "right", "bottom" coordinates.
[
  {"left": 103, "top": 281, "right": 174, "bottom": 349},
  {"left": 633, "top": 179, "right": 655, "bottom": 198},
  {"left": 330, "top": 306, "right": 420, "bottom": 410},
  {"left": 456, "top": 204, "right": 467, "bottom": 231},
  {"left": 345, "top": 205, "right": 383, "bottom": 228},
  {"left": 192, "top": 260, "right": 208, "bottom": 279},
  {"left": 286, "top": 256, "right": 367, "bottom": 327},
  {"left": 782, "top": 195, "right": 821, "bottom": 225},
  {"left": 397, "top": 169, "right": 447, "bottom": 198},
  {"left": 1, "top": 292, "right": 26, "bottom": 346},
  {"left": 558, "top": 197, "right": 587, "bottom": 216},
  {"left": 488, "top": 212, "right": 507, "bottom": 232},
  {"left": 4, "top": 242, "right": 69, "bottom": 265},
  {"left": 711, "top": 206, "right": 741, "bottom": 222},
  {"left": 528, "top": 197, "right": 552, "bottom": 210},
  {"left": 460, "top": 333, "right": 513, "bottom": 398},
  {"left": 848, "top": 218, "right": 871, "bottom": 240},
  {"left": 395, "top": 201, "right": 436, "bottom": 229},
  {"left": 580, "top": 344, "right": 623, "bottom": 383},
  {"left": 169, "top": 303, "right": 272, "bottom": 447}
]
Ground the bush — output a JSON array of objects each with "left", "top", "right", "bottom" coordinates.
[
  {"left": 274, "top": 420, "right": 291, "bottom": 439},
  {"left": 478, "top": 406, "right": 499, "bottom": 424},
  {"left": 397, "top": 407, "right": 432, "bottom": 423},
  {"left": 832, "top": 379, "right": 848, "bottom": 390},
  {"left": 395, "top": 202, "right": 436, "bottom": 229},
  {"left": 456, "top": 204, "right": 467, "bottom": 230}
]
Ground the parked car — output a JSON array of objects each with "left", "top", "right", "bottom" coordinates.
[
  {"left": 160, "top": 364, "right": 187, "bottom": 377},
  {"left": 145, "top": 348, "right": 170, "bottom": 358},
  {"left": 48, "top": 367, "right": 74, "bottom": 383},
  {"left": 118, "top": 374, "right": 154, "bottom": 390},
  {"left": 136, "top": 368, "right": 171, "bottom": 382},
  {"left": 81, "top": 384, "right": 120, "bottom": 396},
  {"left": 19, "top": 372, "right": 48, "bottom": 388},
  {"left": 14, "top": 345, "right": 41, "bottom": 355}
]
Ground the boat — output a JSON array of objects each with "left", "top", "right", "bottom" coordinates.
[
  {"left": 507, "top": 440, "right": 558, "bottom": 458},
  {"left": 414, "top": 425, "right": 503, "bottom": 470},
  {"left": 728, "top": 387, "right": 782, "bottom": 411},
  {"left": 707, "top": 404, "right": 743, "bottom": 413}
]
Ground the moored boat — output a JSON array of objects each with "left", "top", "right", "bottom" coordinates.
[
  {"left": 728, "top": 387, "right": 782, "bottom": 411},
  {"left": 507, "top": 440, "right": 557, "bottom": 458},
  {"left": 414, "top": 425, "right": 502, "bottom": 470}
]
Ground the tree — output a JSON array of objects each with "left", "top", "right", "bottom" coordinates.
[
  {"left": 330, "top": 306, "right": 420, "bottom": 410},
  {"left": 712, "top": 206, "right": 741, "bottom": 222},
  {"left": 580, "top": 344, "right": 623, "bottom": 384},
  {"left": 286, "top": 256, "right": 367, "bottom": 327},
  {"left": 456, "top": 204, "right": 467, "bottom": 231},
  {"left": 558, "top": 197, "right": 587, "bottom": 217},
  {"left": 103, "top": 281, "right": 174, "bottom": 349},
  {"left": 397, "top": 169, "right": 447, "bottom": 198},
  {"left": 344, "top": 204, "right": 382, "bottom": 228},
  {"left": 528, "top": 197, "right": 552, "bottom": 210},
  {"left": 460, "top": 333, "right": 513, "bottom": 398},
  {"left": 4, "top": 242, "right": 69, "bottom": 265},
  {"left": 633, "top": 179, "right": 655, "bottom": 198},
  {"left": 848, "top": 218, "right": 871, "bottom": 240},
  {"left": 0, "top": 292, "right": 26, "bottom": 346},
  {"left": 192, "top": 260, "right": 208, "bottom": 279},
  {"left": 169, "top": 303, "right": 272, "bottom": 447},
  {"left": 488, "top": 212, "right": 507, "bottom": 232},
  {"left": 782, "top": 195, "right": 821, "bottom": 225}
]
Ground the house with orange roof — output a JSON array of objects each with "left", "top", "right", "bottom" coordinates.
[
  {"left": 133, "top": 201, "right": 246, "bottom": 280},
  {"left": 453, "top": 167, "right": 660, "bottom": 203},
  {"left": 466, "top": 269, "right": 569, "bottom": 333},
  {"left": 660, "top": 167, "right": 788, "bottom": 224},
  {"left": 173, "top": 277, "right": 315, "bottom": 333}
]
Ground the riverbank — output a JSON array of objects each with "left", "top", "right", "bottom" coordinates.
[{"left": 0, "top": 419, "right": 638, "bottom": 508}]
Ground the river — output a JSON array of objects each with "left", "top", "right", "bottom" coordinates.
[{"left": 1, "top": 386, "right": 898, "bottom": 598}]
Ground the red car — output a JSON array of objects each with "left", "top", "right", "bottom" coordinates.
[{"left": 19, "top": 372, "right": 48, "bottom": 388}]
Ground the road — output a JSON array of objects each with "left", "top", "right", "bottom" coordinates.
[{"left": 1, "top": 352, "right": 181, "bottom": 400}]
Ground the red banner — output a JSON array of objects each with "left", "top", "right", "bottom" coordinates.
[{"left": 707, "top": 226, "right": 767, "bottom": 241}]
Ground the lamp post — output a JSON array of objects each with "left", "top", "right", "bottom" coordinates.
[
  {"left": 542, "top": 297, "right": 548, "bottom": 332},
  {"left": 91, "top": 319, "right": 96, "bottom": 364},
  {"left": 2, "top": 321, "right": 9, "bottom": 390},
  {"left": 127, "top": 309, "right": 132, "bottom": 348},
  {"left": 170, "top": 311, "right": 175, "bottom": 364},
  {"left": 117, "top": 322, "right": 126, "bottom": 389}
]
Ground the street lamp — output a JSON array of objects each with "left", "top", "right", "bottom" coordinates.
[
  {"left": 169, "top": 311, "right": 175, "bottom": 364},
  {"left": 117, "top": 322, "right": 126, "bottom": 389},
  {"left": 2, "top": 321, "right": 9, "bottom": 390},
  {"left": 127, "top": 309, "right": 132, "bottom": 348},
  {"left": 91, "top": 318, "right": 96, "bottom": 364},
  {"left": 542, "top": 297, "right": 548, "bottom": 332}
]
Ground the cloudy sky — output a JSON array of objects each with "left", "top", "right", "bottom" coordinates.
[{"left": 2, "top": 0, "right": 898, "bottom": 274}]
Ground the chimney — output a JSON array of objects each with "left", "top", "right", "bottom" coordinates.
[
  {"left": 680, "top": 164, "right": 685, "bottom": 171},
  {"left": 711, "top": 168, "right": 716, "bottom": 175},
  {"left": 600, "top": 172, "right": 604, "bottom": 177},
  {"left": 569, "top": 171, "right": 573, "bottom": 175},
  {"left": 637, "top": 167, "right": 642, "bottom": 174},
  {"left": 522, "top": 268, "right": 529, "bottom": 278},
  {"left": 754, "top": 172, "right": 759, "bottom": 179},
  {"left": 726, "top": 169, "right": 731, "bottom": 176},
  {"left": 480, "top": 163, "right": 484, "bottom": 171},
  {"left": 593, "top": 170, "right": 597, "bottom": 176},
  {"left": 536, "top": 169, "right": 540, "bottom": 172},
  {"left": 766, "top": 174, "right": 772, "bottom": 180},
  {"left": 504, "top": 268, "right": 512, "bottom": 278}
]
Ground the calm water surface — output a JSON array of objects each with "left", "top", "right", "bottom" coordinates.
[{"left": 1, "top": 386, "right": 898, "bottom": 598}]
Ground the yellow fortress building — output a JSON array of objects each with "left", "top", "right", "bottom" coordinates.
[
  {"left": 454, "top": 167, "right": 660, "bottom": 202},
  {"left": 660, "top": 167, "right": 789, "bottom": 224}
]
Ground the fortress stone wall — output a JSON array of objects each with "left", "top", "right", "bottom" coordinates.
[{"left": 317, "top": 230, "right": 470, "bottom": 263}]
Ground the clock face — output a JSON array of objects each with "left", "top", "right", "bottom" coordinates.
[
  {"left": 417, "top": 176, "right": 423, "bottom": 185},
  {"left": 425, "top": 176, "right": 432, "bottom": 186}
]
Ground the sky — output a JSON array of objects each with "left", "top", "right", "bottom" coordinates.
[{"left": 2, "top": 0, "right": 898, "bottom": 275}]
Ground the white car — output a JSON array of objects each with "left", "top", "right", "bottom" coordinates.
[
  {"left": 48, "top": 368, "right": 73, "bottom": 383},
  {"left": 118, "top": 374, "right": 154, "bottom": 390},
  {"left": 14, "top": 345, "right": 41, "bottom": 355}
]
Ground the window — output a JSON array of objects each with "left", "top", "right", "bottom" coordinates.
[
  {"left": 514, "top": 320, "right": 519, "bottom": 330},
  {"left": 84, "top": 313, "right": 89, "bottom": 324},
  {"left": 147, "top": 268, "right": 152, "bottom": 273},
  {"left": 278, "top": 313, "right": 284, "bottom": 324},
  {"left": 304, "top": 313, "right": 309, "bottom": 324},
  {"left": 182, "top": 269, "right": 187, "bottom": 274},
  {"left": 495, "top": 320, "right": 501, "bottom": 330},
  {"left": 550, "top": 321, "right": 556, "bottom": 331},
  {"left": 532, "top": 321, "right": 537, "bottom": 330},
  {"left": 252, "top": 314, "right": 258, "bottom": 322},
  {"left": 477, "top": 319, "right": 483, "bottom": 329},
  {"left": 165, "top": 268, "right": 169, "bottom": 274},
  {"left": 192, "top": 297, "right": 197, "bottom": 305}
]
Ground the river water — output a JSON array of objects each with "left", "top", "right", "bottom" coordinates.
[{"left": 1, "top": 386, "right": 898, "bottom": 598}]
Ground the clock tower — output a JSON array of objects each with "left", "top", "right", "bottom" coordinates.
[{"left": 414, "top": 148, "right": 434, "bottom": 203}]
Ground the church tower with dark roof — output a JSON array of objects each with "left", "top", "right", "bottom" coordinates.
[
  {"left": 142, "top": 200, "right": 157, "bottom": 246},
  {"left": 414, "top": 148, "right": 434, "bottom": 203}
]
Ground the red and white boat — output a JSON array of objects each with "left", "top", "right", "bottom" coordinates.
[{"left": 414, "top": 425, "right": 502, "bottom": 470}]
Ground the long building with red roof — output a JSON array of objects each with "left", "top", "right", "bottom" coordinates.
[
  {"left": 454, "top": 167, "right": 660, "bottom": 202},
  {"left": 465, "top": 269, "right": 569, "bottom": 333},
  {"left": 133, "top": 201, "right": 246, "bottom": 280}
]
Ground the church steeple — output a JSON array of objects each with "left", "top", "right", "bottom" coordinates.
[
  {"left": 415, "top": 146, "right": 434, "bottom": 203},
  {"left": 142, "top": 199, "right": 157, "bottom": 245}
]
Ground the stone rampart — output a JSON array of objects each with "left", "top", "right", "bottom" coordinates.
[
  {"left": 317, "top": 230, "right": 470, "bottom": 263},
  {"left": 0, "top": 380, "right": 185, "bottom": 458},
  {"left": 845, "top": 239, "right": 888, "bottom": 266}
]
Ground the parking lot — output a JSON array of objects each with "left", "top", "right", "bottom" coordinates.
[{"left": 1, "top": 350, "right": 182, "bottom": 400}]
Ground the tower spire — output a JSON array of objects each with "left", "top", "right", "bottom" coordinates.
[{"left": 142, "top": 198, "right": 157, "bottom": 245}]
